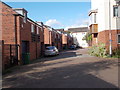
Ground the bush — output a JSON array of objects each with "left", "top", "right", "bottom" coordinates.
[
  {"left": 112, "top": 49, "right": 120, "bottom": 58},
  {"left": 82, "top": 33, "right": 92, "bottom": 43},
  {"left": 88, "top": 43, "right": 107, "bottom": 57}
]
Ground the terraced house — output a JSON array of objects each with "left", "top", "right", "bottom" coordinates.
[
  {"left": 1, "top": 2, "right": 45, "bottom": 70},
  {"left": 89, "top": 0, "right": 120, "bottom": 51},
  {"left": 1, "top": 2, "right": 73, "bottom": 70}
]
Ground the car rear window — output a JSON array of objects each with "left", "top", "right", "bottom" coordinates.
[{"left": 46, "top": 46, "right": 55, "bottom": 50}]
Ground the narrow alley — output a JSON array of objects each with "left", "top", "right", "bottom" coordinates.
[{"left": 2, "top": 49, "right": 119, "bottom": 88}]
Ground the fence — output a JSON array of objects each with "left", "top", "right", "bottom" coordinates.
[{"left": 2, "top": 40, "right": 19, "bottom": 70}]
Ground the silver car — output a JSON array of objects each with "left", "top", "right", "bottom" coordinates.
[{"left": 44, "top": 46, "right": 59, "bottom": 56}]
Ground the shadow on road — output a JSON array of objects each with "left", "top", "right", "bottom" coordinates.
[
  {"left": 44, "top": 51, "right": 78, "bottom": 61},
  {"left": 2, "top": 59, "right": 119, "bottom": 88},
  {"left": 30, "top": 51, "right": 79, "bottom": 65}
]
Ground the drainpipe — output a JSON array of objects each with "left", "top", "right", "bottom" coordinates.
[
  {"left": 14, "top": 15, "right": 19, "bottom": 64},
  {"left": 116, "top": 0, "right": 120, "bottom": 49},
  {"left": 109, "top": 0, "right": 112, "bottom": 57}
]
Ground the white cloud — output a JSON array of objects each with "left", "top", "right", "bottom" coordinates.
[
  {"left": 65, "top": 18, "right": 89, "bottom": 30},
  {"left": 45, "top": 19, "right": 63, "bottom": 29},
  {"left": 45, "top": 18, "right": 89, "bottom": 30}
]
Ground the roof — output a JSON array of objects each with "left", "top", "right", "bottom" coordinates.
[
  {"left": 68, "top": 27, "right": 88, "bottom": 33},
  {"left": 13, "top": 8, "right": 28, "bottom": 13},
  {"left": 1, "top": 1, "right": 12, "bottom": 8},
  {"left": 55, "top": 29, "right": 64, "bottom": 31},
  {"left": 88, "top": 9, "right": 98, "bottom": 16}
]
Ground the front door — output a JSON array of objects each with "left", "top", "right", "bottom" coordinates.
[{"left": 22, "top": 41, "right": 29, "bottom": 64}]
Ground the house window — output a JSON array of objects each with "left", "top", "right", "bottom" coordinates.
[
  {"left": 23, "top": 12, "right": 27, "bottom": 23},
  {"left": 82, "top": 33, "right": 85, "bottom": 35},
  {"left": 94, "top": 13, "right": 96, "bottom": 23},
  {"left": 118, "top": 34, "right": 120, "bottom": 44},
  {"left": 37, "top": 27, "right": 39, "bottom": 34},
  {"left": 118, "top": 6, "right": 120, "bottom": 17},
  {"left": 31, "top": 24, "right": 34, "bottom": 33},
  {"left": 113, "top": 6, "right": 118, "bottom": 17},
  {"left": 94, "top": 33, "right": 98, "bottom": 38}
]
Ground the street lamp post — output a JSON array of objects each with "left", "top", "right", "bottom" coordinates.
[{"left": 109, "top": 0, "right": 112, "bottom": 57}]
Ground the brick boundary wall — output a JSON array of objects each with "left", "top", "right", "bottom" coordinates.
[{"left": 98, "top": 30, "right": 120, "bottom": 51}]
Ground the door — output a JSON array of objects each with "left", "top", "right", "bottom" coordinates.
[
  {"left": 22, "top": 41, "right": 29, "bottom": 64},
  {"left": 41, "top": 42, "right": 44, "bottom": 56}
]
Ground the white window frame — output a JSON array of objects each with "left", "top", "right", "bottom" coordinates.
[
  {"left": 94, "top": 13, "right": 96, "bottom": 23},
  {"left": 82, "top": 32, "right": 85, "bottom": 35},
  {"left": 37, "top": 27, "right": 39, "bottom": 34},
  {"left": 23, "top": 12, "right": 27, "bottom": 23},
  {"left": 113, "top": 6, "right": 118, "bottom": 17},
  {"left": 118, "top": 34, "right": 120, "bottom": 44},
  {"left": 31, "top": 24, "right": 34, "bottom": 33},
  {"left": 118, "top": 5, "right": 120, "bottom": 17}
]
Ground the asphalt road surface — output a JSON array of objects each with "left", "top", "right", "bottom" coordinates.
[{"left": 2, "top": 48, "right": 119, "bottom": 88}]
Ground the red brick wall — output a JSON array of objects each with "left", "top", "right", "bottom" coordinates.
[
  {"left": 51, "top": 31, "right": 55, "bottom": 45},
  {"left": 92, "top": 34, "right": 98, "bottom": 46},
  {"left": 1, "top": 2, "right": 17, "bottom": 69},
  {"left": 1, "top": 2, "right": 17, "bottom": 44},
  {"left": 44, "top": 27, "right": 52, "bottom": 45},
  {"left": 1, "top": 2, "right": 44, "bottom": 64},
  {"left": 67, "top": 36, "right": 73, "bottom": 48},
  {"left": 17, "top": 16, "right": 42, "bottom": 60},
  {"left": 62, "top": 34, "right": 67, "bottom": 44},
  {"left": 98, "top": 30, "right": 120, "bottom": 51},
  {"left": 1, "top": 2, "right": 45, "bottom": 68},
  {"left": 58, "top": 34, "right": 62, "bottom": 51},
  {"left": 40, "top": 27, "right": 44, "bottom": 43}
]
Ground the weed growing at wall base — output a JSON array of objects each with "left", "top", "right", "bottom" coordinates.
[
  {"left": 88, "top": 43, "right": 107, "bottom": 58},
  {"left": 88, "top": 43, "right": 120, "bottom": 58}
]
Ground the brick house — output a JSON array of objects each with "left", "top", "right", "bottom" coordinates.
[
  {"left": 1, "top": 2, "right": 44, "bottom": 69},
  {"left": 44, "top": 25, "right": 52, "bottom": 47},
  {"left": 56, "top": 29, "right": 73, "bottom": 50},
  {"left": 67, "top": 34, "right": 74, "bottom": 48},
  {"left": 55, "top": 31, "right": 62, "bottom": 51},
  {"left": 44, "top": 26, "right": 63, "bottom": 51},
  {"left": 1, "top": 2, "right": 74, "bottom": 70},
  {"left": 62, "top": 34, "right": 68, "bottom": 49},
  {"left": 89, "top": 0, "right": 120, "bottom": 51}
]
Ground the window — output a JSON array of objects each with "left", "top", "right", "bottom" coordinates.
[
  {"left": 37, "top": 27, "right": 39, "bottom": 34},
  {"left": 118, "top": 34, "right": 120, "bottom": 44},
  {"left": 82, "top": 33, "right": 85, "bottom": 35},
  {"left": 23, "top": 12, "right": 27, "bottom": 23},
  {"left": 31, "top": 24, "right": 34, "bottom": 33},
  {"left": 118, "top": 6, "right": 120, "bottom": 17},
  {"left": 113, "top": 6, "right": 118, "bottom": 17},
  {"left": 94, "top": 33, "right": 98, "bottom": 38},
  {"left": 94, "top": 13, "right": 96, "bottom": 23}
]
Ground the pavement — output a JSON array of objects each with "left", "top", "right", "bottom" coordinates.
[{"left": 2, "top": 48, "right": 119, "bottom": 88}]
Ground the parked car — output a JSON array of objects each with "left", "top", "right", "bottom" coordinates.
[
  {"left": 44, "top": 46, "right": 59, "bottom": 56},
  {"left": 76, "top": 45, "right": 83, "bottom": 49},
  {"left": 69, "top": 45, "right": 77, "bottom": 50}
]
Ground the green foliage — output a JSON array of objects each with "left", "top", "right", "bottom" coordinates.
[
  {"left": 89, "top": 43, "right": 120, "bottom": 58},
  {"left": 88, "top": 43, "right": 107, "bottom": 57},
  {"left": 112, "top": 49, "right": 120, "bottom": 58},
  {"left": 82, "top": 33, "right": 92, "bottom": 43}
]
